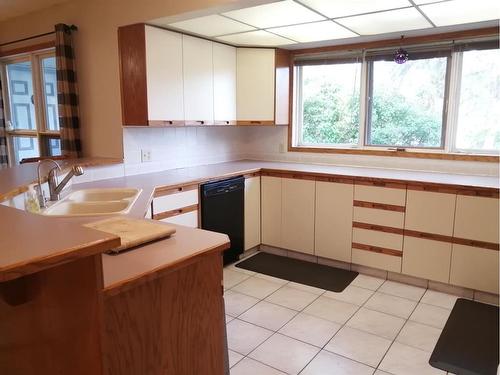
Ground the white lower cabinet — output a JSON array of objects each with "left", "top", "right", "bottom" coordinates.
[
  {"left": 402, "top": 237, "right": 452, "bottom": 283},
  {"left": 160, "top": 210, "right": 198, "bottom": 228},
  {"left": 261, "top": 176, "right": 282, "bottom": 247},
  {"left": 450, "top": 244, "right": 499, "bottom": 294},
  {"left": 281, "top": 178, "right": 315, "bottom": 254},
  {"left": 315, "top": 181, "right": 353, "bottom": 262},
  {"left": 244, "top": 176, "right": 261, "bottom": 251},
  {"left": 351, "top": 249, "right": 402, "bottom": 273},
  {"left": 152, "top": 187, "right": 199, "bottom": 228}
]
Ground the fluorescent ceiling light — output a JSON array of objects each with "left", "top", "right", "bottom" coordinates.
[
  {"left": 337, "top": 7, "right": 432, "bottom": 35},
  {"left": 216, "top": 30, "right": 296, "bottom": 46},
  {"left": 419, "top": 0, "right": 500, "bottom": 26},
  {"left": 269, "top": 21, "right": 357, "bottom": 42},
  {"left": 298, "top": 0, "right": 412, "bottom": 18},
  {"left": 222, "top": 0, "right": 325, "bottom": 29},
  {"left": 168, "top": 15, "right": 255, "bottom": 37}
]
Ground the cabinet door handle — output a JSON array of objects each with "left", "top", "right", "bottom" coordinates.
[{"left": 196, "top": 120, "right": 205, "bottom": 125}]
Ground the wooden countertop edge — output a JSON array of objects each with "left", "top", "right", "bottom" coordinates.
[
  {"left": 0, "top": 236, "right": 121, "bottom": 282},
  {"left": 102, "top": 242, "right": 230, "bottom": 297}
]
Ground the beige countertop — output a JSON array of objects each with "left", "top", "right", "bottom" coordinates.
[{"left": 1, "top": 159, "right": 498, "bottom": 287}]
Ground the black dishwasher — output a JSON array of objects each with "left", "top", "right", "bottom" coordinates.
[{"left": 201, "top": 176, "right": 244, "bottom": 265}]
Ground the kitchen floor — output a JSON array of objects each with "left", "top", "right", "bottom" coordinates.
[{"left": 224, "top": 256, "right": 458, "bottom": 375}]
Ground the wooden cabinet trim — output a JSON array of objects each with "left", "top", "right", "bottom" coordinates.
[
  {"left": 236, "top": 120, "right": 275, "bottom": 126},
  {"left": 353, "top": 200, "right": 405, "bottom": 212},
  {"left": 355, "top": 180, "right": 407, "bottom": 190},
  {"left": 148, "top": 120, "right": 185, "bottom": 126},
  {"left": 152, "top": 204, "right": 199, "bottom": 221},
  {"left": 184, "top": 120, "right": 215, "bottom": 126},
  {"left": 154, "top": 184, "right": 199, "bottom": 198},
  {"left": 352, "top": 242, "right": 403, "bottom": 257},
  {"left": 244, "top": 172, "right": 261, "bottom": 179},
  {"left": 353, "top": 221, "right": 404, "bottom": 235},
  {"left": 452, "top": 237, "right": 499, "bottom": 251},
  {"left": 403, "top": 229, "right": 454, "bottom": 243}
]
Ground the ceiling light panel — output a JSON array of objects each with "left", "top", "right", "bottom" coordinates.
[
  {"left": 216, "top": 30, "right": 296, "bottom": 46},
  {"left": 222, "top": 0, "right": 325, "bottom": 29},
  {"left": 269, "top": 21, "right": 357, "bottom": 42},
  {"left": 419, "top": 0, "right": 500, "bottom": 26},
  {"left": 298, "top": 0, "right": 412, "bottom": 18},
  {"left": 168, "top": 14, "right": 255, "bottom": 37},
  {"left": 337, "top": 7, "right": 432, "bottom": 35}
]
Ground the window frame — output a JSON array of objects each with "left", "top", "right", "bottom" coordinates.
[
  {"left": 290, "top": 41, "right": 500, "bottom": 161},
  {"left": 0, "top": 48, "right": 60, "bottom": 165}
]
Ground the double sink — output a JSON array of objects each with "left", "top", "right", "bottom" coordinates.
[{"left": 42, "top": 188, "right": 141, "bottom": 217}]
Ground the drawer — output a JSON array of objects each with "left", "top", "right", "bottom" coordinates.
[
  {"left": 454, "top": 195, "right": 499, "bottom": 243},
  {"left": 450, "top": 244, "right": 499, "bottom": 294},
  {"left": 352, "top": 248, "right": 401, "bottom": 273},
  {"left": 405, "top": 190, "right": 456, "bottom": 236},
  {"left": 354, "top": 184, "right": 406, "bottom": 206},
  {"left": 352, "top": 227, "right": 403, "bottom": 251},
  {"left": 153, "top": 188, "right": 198, "bottom": 213},
  {"left": 160, "top": 210, "right": 198, "bottom": 228},
  {"left": 402, "top": 237, "right": 451, "bottom": 283},
  {"left": 353, "top": 206, "right": 404, "bottom": 228}
]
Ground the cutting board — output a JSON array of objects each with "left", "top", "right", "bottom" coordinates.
[{"left": 84, "top": 217, "right": 176, "bottom": 253}]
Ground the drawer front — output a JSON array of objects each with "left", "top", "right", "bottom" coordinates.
[
  {"left": 454, "top": 195, "right": 499, "bottom": 243},
  {"left": 160, "top": 210, "right": 198, "bottom": 228},
  {"left": 352, "top": 249, "right": 401, "bottom": 273},
  {"left": 352, "top": 228, "right": 403, "bottom": 251},
  {"left": 153, "top": 189, "right": 199, "bottom": 213},
  {"left": 354, "top": 185, "right": 406, "bottom": 206},
  {"left": 402, "top": 237, "right": 452, "bottom": 283},
  {"left": 353, "top": 206, "right": 404, "bottom": 229},
  {"left": 450, "top": 244, "right": 499, "bottom": 294},
  {"left": 405, "top": 190, "right": 456, "bottom": 236}
]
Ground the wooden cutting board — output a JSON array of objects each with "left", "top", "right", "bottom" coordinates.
[{"left": 84, "top": 217, "right": 176, "bottom": 253}]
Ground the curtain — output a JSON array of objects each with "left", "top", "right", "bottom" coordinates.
[
  {"left": 55, "top": 23, "right": 82, "bottom": 158},
  {"left": 0, "top": 78, "right": 8, "bottom": 169}
]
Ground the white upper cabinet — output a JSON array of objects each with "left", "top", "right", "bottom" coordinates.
[
  {"left": 182, "top": 35, "right": 214, "bottom": 124},
  {"left": 237, "top": 48, "right": 275, "bottom": 123},
  {"left": 145, "top": 26, "right": 184, "bottom": 122},
  {"left": 213, "top": 43, "right": 237, "bottom": 123}
]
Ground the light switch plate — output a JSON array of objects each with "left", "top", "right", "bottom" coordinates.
[{"left": 141, "top": 149, "right": 152, "bottom": 162}]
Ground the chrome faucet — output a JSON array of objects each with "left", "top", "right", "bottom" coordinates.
[{"left": 37, "top": 159, "right": 84, "bottom": 207}]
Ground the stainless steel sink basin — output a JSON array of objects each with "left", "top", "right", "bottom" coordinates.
[{"left": 42, "top": 188, "right": 141, "bottom": 217}]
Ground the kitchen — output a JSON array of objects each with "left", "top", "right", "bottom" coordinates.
[{"left": 0, "top": 0, "right": 499, "bottom": 374}]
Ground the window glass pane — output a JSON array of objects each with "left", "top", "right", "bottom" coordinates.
[
  {"left": 6, "top": 60, "right": 36, "bottom": 130},
  {"left": 455, "top": 49, "right": 500, "bottom": 151},
  {"left": 41, "top": 56, "right": 60, "bottom": 131},
  {"left": 299, "top": 63, "right": 361, "bottom": 145},
  {"left": 367, "top": 57, "right": 447, "bottom": 148},
  {"left": 44, "top": 137, "right": 61, "bottom": 156},
  {"left": 11, "top": 136, "right": 39, "bottom": 164}
]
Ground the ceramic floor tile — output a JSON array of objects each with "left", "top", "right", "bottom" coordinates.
[
  {"left": 300, "top": 350, "right": 375, "bottom": 375},
  {"left": 325, "top": 326, "right": 392, "bottom": 368},
  {"left": 232, "top": 276, "right": 284, "bottom": 299},
  {"left": 346, "top": 307, "right": 406, "bottom": 340},
  {"left": 396, "top": 320, "right": 442, "bottom": 352},
  {"left": 224, "top": 290, "right": 260, "bottom": 317},
  {"left": 249, "top": 333, "right": 320, "bottom": 375},
  {"left": 224, "top": 268, "right": 251, "bottom": 289},
  {"left": 226, "top": 314, "right": 235, "bottom": 323},
  {"left": 278, "top": 312, "right": 341, "bottom": 347},
  {"left": 239, "top": 301, "right": 297, "bottom": 331},
  {"left": 228, "top": 350, "right": 244, "bottom": 368},
  {"left": 379, "top": 342, "right": 446, "bottom": 375},
  {"left": 254, "top": 272, "right": 289, "bottom": 285},
  {"left": 421, "top": 290, "right": 459, "bottom": 310},
  {"left": 378, "top": 280, "right": 426, "bottom": 301},
  {"left": 323, "top": 285, "right": 374, "bottom": 306},
  {"left": 374, "top": 370, "right": 392, "bottom": 374},
  {"left": 410, "top": 303, "right": 451, "bottom": 329},
  {"left": 227, "top": 262, "right": 257, "bottom": 276},
  {"left": 230, "top": 357, "right": 286, "bottom": 375},
  {"left": 303, "top": 296, "right": 359, "bottom": 324},
  {"left": 351, "top": 274, "right": 385, "bottom": 291},
  {"left": 226, "top": 319, "right": 273, "bottom": 355},
  {"left": 265, "top": 285, "right": 319, "bottom": 311},
  {"left": 364, "top": 292, "right": 418, "bottom": 319},
  {"left": 287, "top": 281, "right": 325, "bottom": 295}
]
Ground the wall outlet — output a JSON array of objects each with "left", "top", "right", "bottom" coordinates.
[
  {"left": 279, "top": 143, "right": 285, "bottom": 153},
  {"left": 141, "top": 149, "right": 152, "bottom": 162}
]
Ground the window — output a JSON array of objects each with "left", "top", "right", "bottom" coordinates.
[
  {"left": 292, "top": 40, "right": 500, "bottom": 157},
  {"left": 295, "top": 62, "right": 361, "bottom": 146},
  {"left": 0, "top": 50, "right": 61, "bottom": 164}
]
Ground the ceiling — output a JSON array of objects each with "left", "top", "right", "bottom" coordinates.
[
  {"left": 151, "top": 0, "right": 500, "bottom": 48},
  {"left": 0, "top": 0, "right": 70, "bottom": 22}
]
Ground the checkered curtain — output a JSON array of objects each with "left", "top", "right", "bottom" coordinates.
[
  {"left": 55, "top": 23, "right": 82, "bottom": 158},
  {"left": 0, "top": 78, "right": 8, "bottom": 169}
]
